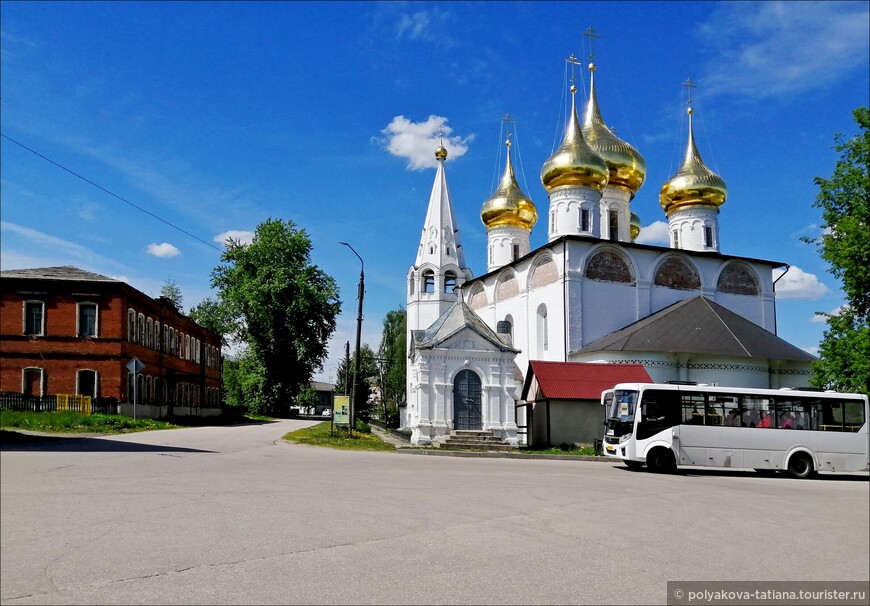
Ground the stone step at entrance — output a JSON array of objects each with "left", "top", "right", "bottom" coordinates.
[{"left": 440, "top": 430, "right": 514, "bottom": 452}]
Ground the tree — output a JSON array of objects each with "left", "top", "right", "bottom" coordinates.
[
  {"left": 378, "top": 307, "right": 407, "bottom": 418},
  {"left": 159, "top": 279, "right": 184, "bottom": 312},
  {"left": 211, "top": 219, "right": 341, "bottom": 415},
  {"left": 188, "top": 296, "right": 236, "bottom": 347},
  {"left": 806, "top": 107, "right": 869, "bottom": 394},
  {"left": 222, "top": 348, "right": 266, "bottom": 413},
  {"left": 335, "top": 343, "right": 378, "bottom": 420}
]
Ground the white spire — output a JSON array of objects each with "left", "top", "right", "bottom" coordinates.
[{"left": 415, "top": 147, "right": 467, "bottom": 269}]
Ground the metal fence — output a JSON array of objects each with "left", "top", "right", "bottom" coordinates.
[{"left": 0, "top": 392, "right": 118, "bottom": 415}]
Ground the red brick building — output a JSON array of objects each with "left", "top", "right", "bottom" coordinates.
[{"left": 0, "top": 266, "right": 222, "bottom": 415}]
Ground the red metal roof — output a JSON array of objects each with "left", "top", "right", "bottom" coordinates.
[{"left": 523, "top": 361, "right": 653, "bottom": 401}]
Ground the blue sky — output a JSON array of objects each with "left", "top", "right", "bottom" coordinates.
[{"left": 2, "top": 1, "right": 868, "bottom": 385}]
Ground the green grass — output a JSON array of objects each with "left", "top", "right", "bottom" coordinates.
[
  {"left": 0, "top": 409, "right": 180, "bottom": 434},
  {"left": 283, "top": 421, "right": 396, "bottom": 451},
  {"left": 517, "top": 445, "right": 600, "bottom": 456}
]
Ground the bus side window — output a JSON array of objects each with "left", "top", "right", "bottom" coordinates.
[
  {"left": 844, "top": 400, "right": 865, "bottom": 432},
  {"left": 820, "top": 400, "right": 844, "bottom": 431},
  {"left": 741, "top": 396, "right": 771, "bottom": 428},
  {"left": 681, "top": 393, "right": 705, "bottom": 425}
]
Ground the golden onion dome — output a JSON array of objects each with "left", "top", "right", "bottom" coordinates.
[
  {"left": 540, "top": 86, "right": 609, "bottom": 193},
  {"left": 481, "top": 139, "right": 538, "bottom": 230},
  {"left": 435, "top": 144, "right": 448, "bottom": 161},
  {"left": 660, "top": 107, "right": 727, "bottom": 214},
  {"left": 582, "top": 64, "right": 646, "bottom": 197},
  {"left": 630, "top": 211, "right": 641, "bottom": 242}
]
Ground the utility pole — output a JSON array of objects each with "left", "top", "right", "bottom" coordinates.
[
  {"left": 339, "top": 242, "right": 364, "bottom": 436},
  {"left": 344, "top": 341, "right": 350, "bottom": 396}
]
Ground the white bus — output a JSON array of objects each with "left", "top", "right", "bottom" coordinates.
[{"left": 601, "top": 383, "right": 869, "bottom": 478}]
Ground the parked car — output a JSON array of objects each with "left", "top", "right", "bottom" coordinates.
[{"left": 322, "top": 409, "right": 332, "bottom": 417}]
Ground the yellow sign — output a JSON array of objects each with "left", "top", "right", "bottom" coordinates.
[{"left": 333, "top": 395, "right": 350, "bottom": 425}]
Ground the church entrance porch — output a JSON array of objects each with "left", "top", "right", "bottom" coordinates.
[{"left": 454, "top": 369, "right": 482, "bottom": 430}]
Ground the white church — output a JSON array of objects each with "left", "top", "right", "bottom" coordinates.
[{"left": 403, "top": 57, "right": 815, "bottom": 447}]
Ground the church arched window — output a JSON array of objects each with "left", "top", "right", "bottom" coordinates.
[
  {"left": 536, "top": 304, "right": 548, "bottom": 356},
  {"left": 497, "top": 314, "right": 514, "bottom": 340},
  {"left": 423, "top": 270, "right": 435, "bottom": 293},
  {"left": 654, "top": 257, "right": 701, "bottom": 291},
  {"left": 409, "top": 274, "right": 415, "bottom": 296},
  {"left": 717, "top": 263, "right": 760, "bottom": 296},
  {"left": 584, "top": 250, "right": 634, "bottom": 284},
  {"left": 444, "top": 271, "right": 457, "bottom": 294}
]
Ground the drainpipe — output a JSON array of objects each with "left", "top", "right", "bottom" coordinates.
[
  {"left": 563, "top": 238, "right": 568, "bottom": 361},
  {"left": 772, "top": 265, "right": 790, "bottom": 336}
]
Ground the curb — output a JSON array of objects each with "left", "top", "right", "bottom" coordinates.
[{"left": 395, "top": 448, "right": 615, "bottom": 462}]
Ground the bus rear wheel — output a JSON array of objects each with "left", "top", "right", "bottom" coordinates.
[
  {"left": 646, "top": 448, "right": 675, "bottom": 473},
  {"left": 787, "top": 453, "right": 814, "bottom": 479}
]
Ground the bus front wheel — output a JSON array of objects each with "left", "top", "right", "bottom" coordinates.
[
  {"left": 646, "top": 448, "right": 675, "bottom": 473},
  {"left": 786, "top": 453, "right": 815, "bottom": 479}
]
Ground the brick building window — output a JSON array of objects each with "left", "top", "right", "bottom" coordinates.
[
  {"left": 145, "top": 318, "right": 153, "bottom": 348},
  {"left": 128, "top": 309, "right": 136, "bottom": 341},
  {"left": 22, "top": 368, "right": 43, "bottom": 396},
  {"left": 78, "top": 302, "right": 98, "bottom": 337},
  {"left": 24, "top": 301, "right": 45, "bottom": 336},
  {"left": 77, "top": 370, "right": 98, "bottom": 399}
]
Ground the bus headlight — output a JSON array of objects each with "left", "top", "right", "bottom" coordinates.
[{"left": 619, "top": 433, "right": 631, "bottom": 443}]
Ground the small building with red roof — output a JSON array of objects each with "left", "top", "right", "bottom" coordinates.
[{"left": 519, "top": 361, "right": 652, "bottom": 447}]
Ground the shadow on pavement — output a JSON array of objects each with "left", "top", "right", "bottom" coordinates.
[
  {"left": 613, "top": 463, "right": 869, "bottom": 481},
  {"left": 0, "top": 430, "right": 216, "bottom": 453}
]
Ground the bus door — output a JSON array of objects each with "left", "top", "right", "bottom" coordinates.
[{"left": 675, "top": 391, "right": 707, "bottom": 465}]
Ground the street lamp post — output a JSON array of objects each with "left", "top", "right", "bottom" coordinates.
[{"left": 339, "top": 242, "right": 364, "bottom": 436}]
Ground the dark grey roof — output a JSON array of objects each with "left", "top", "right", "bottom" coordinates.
[
  {"left": 0, "top": 266, "right": 119, "bottom": 283},
  {"left": 411, "top": 301, "right": 519, "bottom": 353},
  {"left": 577, "top": 296, "right": 815, "bottom": 362}
]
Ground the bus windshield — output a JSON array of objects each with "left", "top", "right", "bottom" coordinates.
[{"left": 606, "top": 389, "right": 638, "bottom": 437}]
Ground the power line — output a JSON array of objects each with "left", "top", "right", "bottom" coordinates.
[{"left": 1, "top": 133, "right": 224, "bottom": 253}]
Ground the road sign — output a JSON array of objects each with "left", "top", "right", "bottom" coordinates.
[{"left": 126, "top": 357, "right": 145, "bottom": 374}]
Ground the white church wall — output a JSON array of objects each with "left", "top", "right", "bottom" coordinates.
[
  {"left": 712, "top": 292, "right": 767, "bottom": 329},
  {"left": 773, "top": 362, "right": 814, "bottom": 389},
  {"left": 578, "top": 279, "right": 638, "bottom": 345},
  {"left": 683, "top": 358, "right": 772, "bottom": 389},
  {"left": 650, "top": 284, "right": 701, "bottom": 314}
]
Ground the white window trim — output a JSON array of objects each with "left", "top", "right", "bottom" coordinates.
[
  {"left": 76, "top": 301, "right": 99, "bottom": 338},
  {"left": 22, "top": 300, "right": 45, "bottom": 336},
  {"left": 76, "top": 369, "right": 99, "bottom": 399},
  {"left": 22, "top": 367, "right": 45, "bottom": 396}
]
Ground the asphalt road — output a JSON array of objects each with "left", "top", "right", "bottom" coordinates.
[{"left": 1, "top": 420, "right": 868, "bottom": 605}]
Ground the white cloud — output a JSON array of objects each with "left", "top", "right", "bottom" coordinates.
[
  {"left": 76, "top": 201, "right": 101, "bottom": 221},
  {"left": 379, "top": 115, "right": 473, "bottom": 170},
  {"left": 146, "top": 242, "right": 180, "bottom": 258},
  {"left": 394, "top": 8, "right": 449, "bottom": 42},
  {"left": 801, "top": 346, "right": 819, "bottom": 356},
  {"left": 699, "top": 2, "right": 869, "bottom": 99},
  {"left": 214, "top": 230, "right": 255, "bottom": 247},
  {"left": 773, "top": 266, "right": 830, "bottom": 300},
  {"left": 811, "top": 305, "right": 847, "bottom": 323},
  {"left": 634, "top": 221, "right": 670, "bottom": 245},
  {"left": 0, "top": 221, "right": 128, "bottom": 274},
  {"left": 2, "top": 221, "right": 92, "bottom": 257}
]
